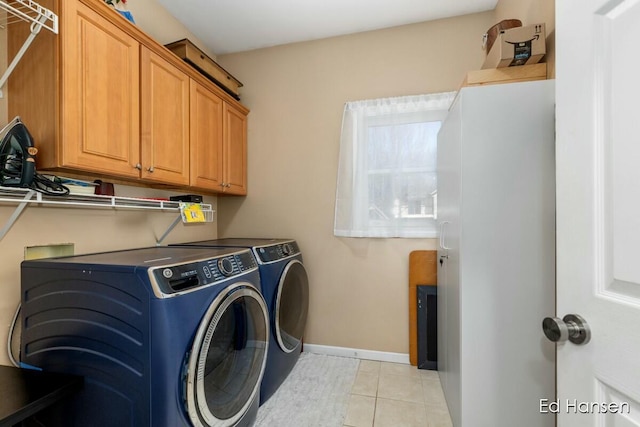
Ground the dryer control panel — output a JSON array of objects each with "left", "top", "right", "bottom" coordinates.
[
  {"left": 150, "top": 250, "right": 258, "bottom": 295},
  {"left": 253, "top": 241, "right": 300, "bottom": 264}
]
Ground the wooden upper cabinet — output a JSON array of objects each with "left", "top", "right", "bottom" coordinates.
[
  {"left": 190, "top": 80, "right": 224, "bottom": 190},
  {"left": 190, "top": 80, "right": 249, "bottom": 195},
  {"left": 8, "top": 0, "right": 141, "bottom": 177},
  {"left": 223, "top": 102, "right": 248, "bottom": 195},
  {"left": 8, "top": 0, "right": 249, "bottom": 194},
  {"left": 140, "top": 47, "right": 190, "bottom": 185},
  {"left": 61, "top": 1, "right": 140, "bottom": 177}
]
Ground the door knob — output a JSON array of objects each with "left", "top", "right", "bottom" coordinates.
[{"left": 542, "top": 314, "right": 591, "bottom": 345}]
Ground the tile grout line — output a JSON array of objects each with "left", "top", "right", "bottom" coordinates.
[
  {"left": 347, "top": 361, "right": 452, "bottom": 427},
  {"left": 373, "top": 365, "right": 380, "bottom": 427}
]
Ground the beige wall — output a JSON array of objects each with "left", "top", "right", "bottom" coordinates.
[
  {"left": 124, "top": 0, "right": 216, "bottom": 58},
  {"left": 495, "top": 0, "right": 555, "bottom": 76},
  {"left": 216, "top": 11, "right": 496, "bottom": 354},
  {"left": 0, "top": 0, "right": 218, "bottom": 366},
  {"left": 0, "top": 0, "right": 556, "bottom": 362}
]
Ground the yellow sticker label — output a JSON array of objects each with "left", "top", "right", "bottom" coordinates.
[{"left": 180, "top": 203, "right": 206, "bottom": 223}]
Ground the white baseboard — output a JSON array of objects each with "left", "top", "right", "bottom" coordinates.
[{"left": 303, "top": 343, "right": 410, "bottom": 365}]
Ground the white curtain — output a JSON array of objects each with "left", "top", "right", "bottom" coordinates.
[{"left": 334, "top": 92, "right": 456, "bottom": 238}]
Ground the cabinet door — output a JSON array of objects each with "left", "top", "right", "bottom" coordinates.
[
  {"left": 190, "top": 80, "right": 224, "bottom": 191},
  {"left": 61, "top": 1, "right": 140, "bottom": 177},
  {"left": 140, "top": 47, "right": 190, "bottom": 185},
  {"left": 222, "top": 102, "right": 248, "bottom": 195}
]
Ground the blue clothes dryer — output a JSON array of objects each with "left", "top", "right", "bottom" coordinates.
[
  {"left": 172, "top": 239, "right": 309, "bottom": 405},
  {"left": 20, "top": 246, "right": 269, "bottom": 427}
]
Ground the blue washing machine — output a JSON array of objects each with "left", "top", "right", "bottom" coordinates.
[
  {"left": 173, "top": 239, "right": 309, "bottom": 405},
  {"left": 20, "top": 246, "right": 269, "bottom": 427}
]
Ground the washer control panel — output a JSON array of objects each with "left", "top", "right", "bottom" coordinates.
[
  {"left": 255, "top": 241, "right": 300, "bottom": 263},
  {"left": 151, "top": 250, "right": 258, "bottom": 294}
]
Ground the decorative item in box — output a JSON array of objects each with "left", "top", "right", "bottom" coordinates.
[
  {"left": 165, "top": 39, "right": 243, "bottom": 100},
  {"left": 482, "top": 19, "right": 522, "bottom": 54},
  {"left": 104, "top": 0, "right": 135, "bottom": 24}
]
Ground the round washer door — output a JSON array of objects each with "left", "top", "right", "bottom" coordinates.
[
  {"left": 275, "top": 260, "right": 309, "bottom": 353},
  {"left": 185, "top": 283, "right": 268, "bottom": 427}
]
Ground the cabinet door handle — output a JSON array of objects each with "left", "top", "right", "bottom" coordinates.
[
  {"left": 134, "top": 163, "right": 142, "bottom": 170},
  {"left": 146, "top": 166, "right": 154, "bottom": 173}
]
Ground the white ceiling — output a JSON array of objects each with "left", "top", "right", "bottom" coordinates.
[{"left": 157, "top": 0, "right": 498, "bottom": 55}]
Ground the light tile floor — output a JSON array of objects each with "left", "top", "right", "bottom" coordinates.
[{"left": 343, "top": 360, "right": 453, "bottom": 427}]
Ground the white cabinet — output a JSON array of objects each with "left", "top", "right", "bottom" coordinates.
[{"left": 436, "top": 80, "right": 556, "bottom": 427}]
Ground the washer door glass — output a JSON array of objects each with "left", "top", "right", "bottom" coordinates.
[
  {"left": 186, "top": 284, "right": 268, "bottom": 427},
  {"left": 275, "top": 260, "right": 309, "bottom": 353}
]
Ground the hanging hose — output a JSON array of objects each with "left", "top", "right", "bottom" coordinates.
[{"left": 7, "top": 302, "right": 21, "bottom": 368}]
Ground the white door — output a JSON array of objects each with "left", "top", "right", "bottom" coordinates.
[{"left": 556, "top": 0, "right": 640, "bottom": 425}]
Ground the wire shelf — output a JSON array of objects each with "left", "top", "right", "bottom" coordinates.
[
  {"left": 0, "top": 0, "right": 58, "bottom": 94},
  {"left": 0, "top": 186, "right": 215, "bottom": 243},
  {"left": 0, "top": 0, "right": 58, "bottom": 33},
  {"left": 0, "top": 186, "right": 213, "bottom": 214}
]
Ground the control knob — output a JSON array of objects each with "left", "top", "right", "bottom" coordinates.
[
  {"left": 218, "top": 257, "right": 234, "bottom": 277},
  {"left": 282, "top": 244, "right": 292, "bottom": 256}
]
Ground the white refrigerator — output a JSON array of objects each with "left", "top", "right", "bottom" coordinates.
[{"left": 436, "top": 80, "right": 556, "bottom": 427}]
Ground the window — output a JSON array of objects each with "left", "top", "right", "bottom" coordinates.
[{"left": 334, "top": 92, "right": 456, "bottom": 238}]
